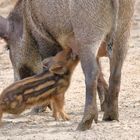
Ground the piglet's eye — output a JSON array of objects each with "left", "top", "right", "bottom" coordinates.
[{"left": 5, "top": 44, "right": 10, "bottom": 50}]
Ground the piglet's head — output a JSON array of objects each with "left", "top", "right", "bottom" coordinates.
[{"left": 43, "top": 48, "right": 79, "bottom": 75}]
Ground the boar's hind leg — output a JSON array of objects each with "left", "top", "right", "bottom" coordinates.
[
  {"left": 103, "top": 1, "right": 134, "bottom": 121},
  {"left": 96, "top": 42, "right": 108, "bottom": 111},
  {"left": 97, "top": 58, "right": 108, "bottom": 111}
]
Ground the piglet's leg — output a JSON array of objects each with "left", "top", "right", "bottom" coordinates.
[
  {"left": 0, "top": 107, "right": 3, "bottom": 126},
  {"left": 52, "top": 93, "right": 70, "bottom": 121}
]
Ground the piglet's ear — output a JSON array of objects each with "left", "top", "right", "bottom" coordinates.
[
  {"left": 49, "top": 63, "right": 66, "bottom": 75},
  {"left": 0, "top": 16, "right": 9, "bottom": 39}
]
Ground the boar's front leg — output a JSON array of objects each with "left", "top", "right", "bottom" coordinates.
[
  {"left": 70, "top": 0, "right": 113, "bottom": 131},
  {"left": 76, "top": 43, "right": 100, "bottom": 131}
]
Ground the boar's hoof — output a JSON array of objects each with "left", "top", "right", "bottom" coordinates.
[
  {"left": 77, "top": 120, "right": 92, "bottom": 131},
  {"left": 77, "top": 114, "right": 98, "bottom": 131},
  {"left": 102, "top": 102, "right": 119, "bottom": 121},
  {"left": 103, "top": 111, "right": 119, "bottom": 121}
]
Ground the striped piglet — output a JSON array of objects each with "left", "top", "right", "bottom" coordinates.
[{"left": 0, "top": 48, "right": 78, "bottom": 123}]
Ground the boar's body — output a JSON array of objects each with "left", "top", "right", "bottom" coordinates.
[
  {"left": 0, "top": 0, "right": 108, "bottom": 114},
  {"left": 0, "top": 0, "right": 135, "bottom": 131}
]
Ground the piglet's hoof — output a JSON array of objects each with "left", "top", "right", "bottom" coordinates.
[
  {"left": 60, "top": 113, "right": 70, "bottom": 121},
  {"left": 53, "top": 112, "right": 70, "bottom": 121},
  {"left": 31, "top": 105, "right": 47, "bottom": 114}
]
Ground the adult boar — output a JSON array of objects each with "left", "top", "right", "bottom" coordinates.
[
  {"left": 0, "top": 0, "right": 108, "bottom": 112},
  {"left": 0, "top": 0, "right": 135, "bottom": 131}
]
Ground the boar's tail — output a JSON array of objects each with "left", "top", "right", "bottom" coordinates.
[{"left": 111, "top": 0, "right": 119, "bottom": 38}]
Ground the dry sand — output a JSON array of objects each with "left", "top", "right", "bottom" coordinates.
[{"left": 0, "top": 0, "right": 140, "bottom": 140}]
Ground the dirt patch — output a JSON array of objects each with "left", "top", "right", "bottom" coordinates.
[{"left": 0, "top": 1, "right": 140, "bottom": 140}]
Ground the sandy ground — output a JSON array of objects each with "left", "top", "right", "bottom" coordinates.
[{"left": 0, "top": 1, "right": 140, "bottom": 140}]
